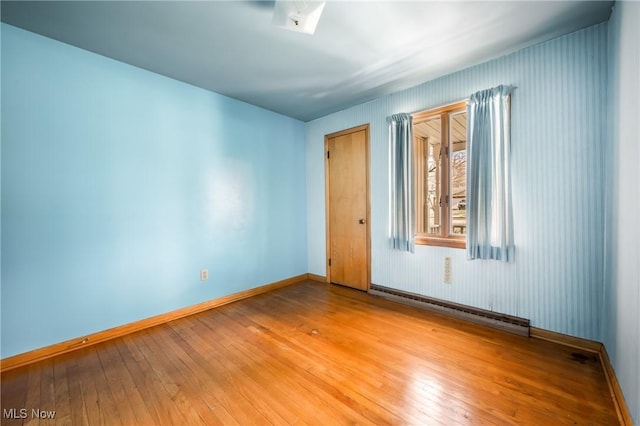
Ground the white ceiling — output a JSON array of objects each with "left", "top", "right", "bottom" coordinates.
[{"left": 1, "top": 1, "right": 613, "bottom": 122}]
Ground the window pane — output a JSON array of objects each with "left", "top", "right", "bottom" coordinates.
[
  {"left": 415, "top": 117, "right": 442, "bottom": 235},
  {"left": 413, "top": 117, "right": 442, "bottom": 235},
  {"left": 449, "top": 111, "right": 466, "bottom": 235},
  {"left": 414, "top": 134, "right": 428, "bottom": 234}
]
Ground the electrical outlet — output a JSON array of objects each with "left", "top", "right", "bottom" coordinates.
[
  {"left": 200, "top": 268, "right": 209, "bottom": 281},
  {"left": 444, "top": 257, "right": 451, "bottom": 284}
]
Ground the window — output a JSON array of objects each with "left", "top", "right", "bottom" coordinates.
[{"left": 413, "top": 101, "right": 467, "bottom": 248}]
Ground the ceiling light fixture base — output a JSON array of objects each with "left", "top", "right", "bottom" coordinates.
[{"left": 272, "top": 0, "right": 326, "bottom": 35}]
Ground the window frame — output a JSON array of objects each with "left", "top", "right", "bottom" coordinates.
[{"left": 413, "top": 100, "right": 467, "bottom": 249}]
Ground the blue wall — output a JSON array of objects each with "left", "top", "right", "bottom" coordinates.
[
  {"left": 605, "top": 1, "right": 640, "bottom": 422},
  {"left": 1, "top": 24, "right": 307, "bottom": 358},
  {"left": 307, "top": 22, "right": 609, "bottom": 340}
]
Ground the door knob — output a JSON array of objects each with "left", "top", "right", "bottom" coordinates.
[{"left": 358, "top": 218, "right": 366, "bottom": 224}]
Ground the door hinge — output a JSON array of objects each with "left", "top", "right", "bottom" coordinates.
[
  {"left": 328, "top": 258, "right": 332, "bottom": 266},
  {"left": 445, "top": 146, "right": 449, "bottom": 157},
  {"left": 327, "top": 151, "right": 330, "bottom": 159}
]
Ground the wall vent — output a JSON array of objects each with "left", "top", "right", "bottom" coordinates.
[{"left": 369, "top": 284, "right": 530, "bottom": 337}]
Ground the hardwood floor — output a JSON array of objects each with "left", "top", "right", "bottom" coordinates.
[{"left": 1, "top": 281, "right": 618, "bottom": 425}]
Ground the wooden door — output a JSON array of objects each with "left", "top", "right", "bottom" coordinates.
[{"left": 325, "top": 124, "right": 370, "bottom": 291}]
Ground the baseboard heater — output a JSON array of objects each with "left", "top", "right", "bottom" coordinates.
[{"left": 369, "top": 284, "right": 530, "bottom": 337}]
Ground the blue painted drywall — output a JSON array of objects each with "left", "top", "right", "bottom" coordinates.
[
  {"left": 307, "top": 22, "right": 609, "bottom": 340},
  {"left": 604, "top": 1, "right": 640, "bottom": 422},
  {"left": 1, "top": 23, "right": 307, "bottom": 358}
]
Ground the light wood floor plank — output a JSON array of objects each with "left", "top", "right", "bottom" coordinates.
[
  {"left": 1, "top": 281, "right": 619, "bottom": 425},
  {"left": 52, "top": 359, "right": 72, "bottom": 426},
  {"left": 117, "top": 335, "right": 187, "bottom": 425},
  {"left": 63, "top": 359, "right": 88, "bottom": 425},
  {"left": 76, "top": 346, "right": 120, "bottom": 426},
  {"left": 95, "top": 343, "right": 143, "bottom": 425},
  {"left": 22, "top": 364, "right": 43, "bottom": 426},
  {"left": 151, "top": 324, "right": 240, "bottom": 425}
]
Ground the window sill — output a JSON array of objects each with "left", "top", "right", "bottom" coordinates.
[{"left": 415, "top": 236, "right": 466, "bottom": 249}]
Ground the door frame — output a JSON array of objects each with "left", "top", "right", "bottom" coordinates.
[{"left": 324, "top": 123, "right": 371, "bottom": 289}]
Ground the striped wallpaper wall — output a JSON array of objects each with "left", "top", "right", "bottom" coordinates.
[
  {"left": 604, "top": 1, "right": 640, "bottom": 422},
  {"left": 306, "top": 22, "right": 609, "bottom": 340}
]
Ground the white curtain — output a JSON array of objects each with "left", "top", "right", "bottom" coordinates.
[
  {"left": 466, "top": 85, "right": 515, "bottom": 262},
  {"left": 388, "top": 113, "right": 414, "bottom": 253}
]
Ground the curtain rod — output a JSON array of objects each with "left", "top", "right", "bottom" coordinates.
[{"left": 408, "top": 85, "right": 517, "bottom": 117}]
